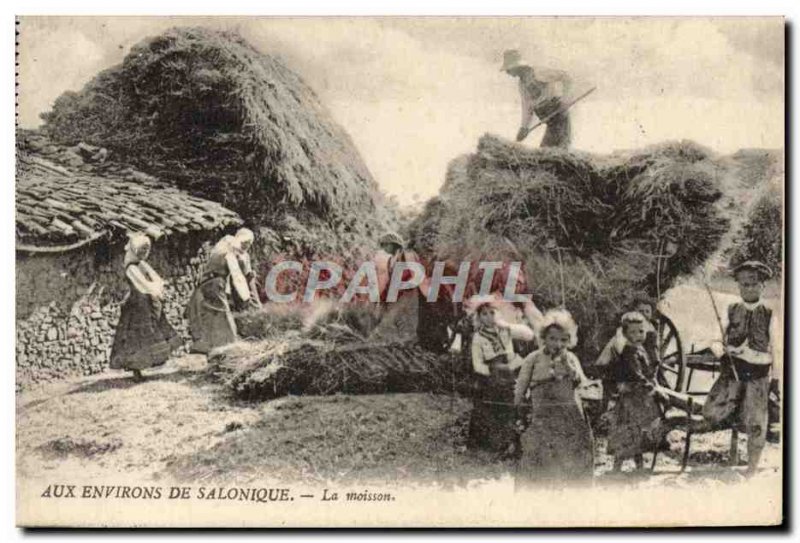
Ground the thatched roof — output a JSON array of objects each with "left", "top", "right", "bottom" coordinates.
[
  {"left": 16, "top": 132, "right": 241, "bottom": 252},
  {"left": 38, "top": 27, "right": 381, "bottom": 229}
]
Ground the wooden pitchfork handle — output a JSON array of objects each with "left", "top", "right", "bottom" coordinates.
[
  {"left": 703, "top": 282, "right": 739, "bottom": 382},
  {"left": 522, "top": 86, "right": 597, "bottom": 139}
]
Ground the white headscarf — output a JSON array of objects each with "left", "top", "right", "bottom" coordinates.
[{"left": 124, "top": 232, "right": 151, "bottom": 265}]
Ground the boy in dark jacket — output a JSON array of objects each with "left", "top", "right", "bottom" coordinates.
[{"left": 703, "top": 261, "right": 777, "bottom": 475}]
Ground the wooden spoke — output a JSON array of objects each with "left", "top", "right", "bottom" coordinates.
[{"left": 655, "top": 313, "right": 685, "bottom": 393}]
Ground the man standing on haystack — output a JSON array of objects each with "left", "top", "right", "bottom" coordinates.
[{"left": 501, "top": 49, "right": 574, "bottom": 148}]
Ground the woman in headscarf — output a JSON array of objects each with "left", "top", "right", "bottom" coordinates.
[
  {"left": 229, "top": 229, "right": 263, "bottom": 311},
  {"left": 467, "top": 294, "right": 535, "bottom": 455},
  {"left": 110, "top": 233, "right": 181, "bottom": 381},
  {"left": 375, "top": 231, "right": 429, "bottom": 301},
  {"left": 370, "top": 231, "right": 431, "bottom": 342},
  {"left": 185, "top": 228, "right": 253, "bottom": 354}
]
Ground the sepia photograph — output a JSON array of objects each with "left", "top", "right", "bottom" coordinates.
[{"left": 13, "top": 15, "right": 785, "bottom": 527}]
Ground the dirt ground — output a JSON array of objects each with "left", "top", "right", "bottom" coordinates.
[
  {"left": 16, "top": 284, "right": 783, "bottom": 504},
  {"left": 17, "top": 356, "right": 781, "bottom": 490}
]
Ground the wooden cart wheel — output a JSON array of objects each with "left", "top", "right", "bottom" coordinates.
[{"left": 655, "top": 312, "right": 685, "bottom": 392}]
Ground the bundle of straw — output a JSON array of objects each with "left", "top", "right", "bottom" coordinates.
[
  {"left": 212, "top": 301, "right": 465, "bottom": 401},
  {"left": 210, "top": 337, "right": 459, "bottom": 401}
]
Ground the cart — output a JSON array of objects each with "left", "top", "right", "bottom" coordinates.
[
  {"left": 657, "top": 348, "right": 744, "bottom": 472},
  {"left": 652, "top": 309, "right": 686, "bottom": 392},
  {"left": 644, "top": 312, "right": 748, "bottom": 472}
]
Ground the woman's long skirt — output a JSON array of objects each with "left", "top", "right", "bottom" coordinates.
[
  {"left": 185, "top": 276, "right": 237, "bottom": 354},
  {"left": 467, "top": 363, "right": 516, "bottom": 453},
  {"left": 517, "top": 378, "right": 594, "bottom": 488},
  {"left": 110, "top": 292, "right": 181, "bottom": 371}
]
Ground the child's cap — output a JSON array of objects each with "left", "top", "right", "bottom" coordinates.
[
  {"left": 379, "top": 232, "right": 405, "bottom": 248},
  {"left": 732, "top": 260, "right": 772, "bottom": 281}
]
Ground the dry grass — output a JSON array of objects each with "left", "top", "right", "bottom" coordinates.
[
  {"left": 699, "top": 147, "right": 784, "bottom": 278},
  {"left": 233, "top": 304, "right": 308, "bottom": 341},
  {"left": 41, "top": 27, "right": 377, "bottom": 218},
  {"left": 724, "top": 179, "right": 783, "bottom": 277},
  {"left": 409, "top": 134, "right": 730, "bottom": 361},
  {"left": 209, "top": 337, "right": 460, "bottom": 401},
  {"left": 213, "top": 302, "right": 465, "bottom": 401},
  {"left": 38, "top": 26, "right": 396, "bottom": 265}
]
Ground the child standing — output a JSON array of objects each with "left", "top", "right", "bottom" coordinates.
[
  {"left": 703, "top": 261, "right": 776, "bottom": 475},
  {"left": 593, "top": 296, "right": 660, "bottom": 410},
  {"left": 513, "top": 309, "right": 594, "bottom": 487},
  {"left": 606, "top": 312, "right": 667, "bottom": 472},
  {"left": 468, "top": 295, "right": 535, "bottom": 454},
  {"left": 594, "top": 296, "right": 659, "bottom": 374}
]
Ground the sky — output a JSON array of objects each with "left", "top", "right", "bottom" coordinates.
[{"left": 17, "top": 17, "right": 784, "bottom": 205}]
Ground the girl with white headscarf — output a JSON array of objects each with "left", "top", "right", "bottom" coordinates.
[{"left": 110, "top": 233, "right": 181, "bottom": 381}]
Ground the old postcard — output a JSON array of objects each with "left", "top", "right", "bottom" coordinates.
[{"left": 15, "top": 16, "right": 784, "bottom": 527}]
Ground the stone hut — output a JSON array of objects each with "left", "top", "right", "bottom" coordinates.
[{"left": 15, "top": 133, "right": 242, "bottom": 389}]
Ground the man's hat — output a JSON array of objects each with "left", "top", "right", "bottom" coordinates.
[
  {"left": 732, "top": 260, "right": 773, "bottom": 280},
  {"left": 500, "top": 49, "right": 526, "bottom": 72},
  {"left": 379, "top": 232, "right": 404, "bottom": 248}
]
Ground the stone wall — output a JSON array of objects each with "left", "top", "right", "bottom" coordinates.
[{"left": 15, "top": 231, "right": 231, "bottom": 390}]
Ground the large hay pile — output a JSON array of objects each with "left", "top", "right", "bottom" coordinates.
[
  {"left": 39, "top": 26, "right": 395, "bottom": 258},
  {"left": 714, "top": 149, "right": 784, "bottom": 278},
  {"left": 409, "top": 134, "right": 730, "bottom": 363}
]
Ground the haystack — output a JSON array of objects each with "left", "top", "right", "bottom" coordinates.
[
  {"left": 39, "top": 26, "right": 395, "bottom": 258},
  {"left": 726, "top": 180, "right": 783, "bottom": 276},
  {"left": 713, "top": 148, "right": 784, "bottom": 278},
  {"left": 408, "top": 134, "right": 730, "bottom": 363}
]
